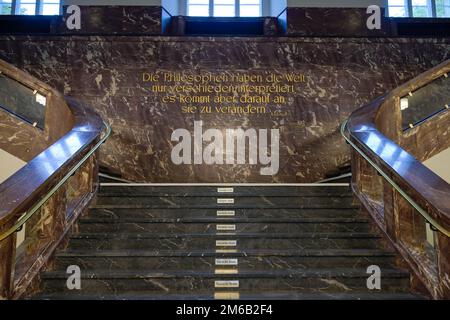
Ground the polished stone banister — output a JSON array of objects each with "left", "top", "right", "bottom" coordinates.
[
  {"left": 344, "top": 59, "right": 450, "bottom": 299},
  {"left": 343, "top": 121, "right": 450, "bottom": 236},
  {"left": 0, "top": 99, "right": 104, "bottom": 226},
  {"left": 346, "top": 99, "right": 450, "bottom": 234},
  {"left": 0, "top": 59, "right": 108, "bottom": 299}
]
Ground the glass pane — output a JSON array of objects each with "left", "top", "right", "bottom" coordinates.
[
  {"left": 188, "top": 5, "right": 209, "bottom": 16},
  {"left": 389, "top": 0, "right": 406, "bottom": 5},
  {"left": 18, "top": 4, "right": 36, "bottom": 15},
  {"left": 436, "top": 0, "right": 450, "bottom": 17},
  {"left": 389, "top": 6, "right": 408, "bottom": 17},
  {"left": 0, "top": 74, "right": 47, "bottom": 129},
  {"left": 411, "top": 0, "right": 432, "bottom": 16},
  {"left": 401, "top": 73, "right": 450, "bottom": 130},
  {"left": 412, "top": 6, "right": 431, "bottom": 17},
  {"left": 215, "top": 0, "right": 234, "bottom": 4},
  {"left": 445, "top": 6, "right": 450, "bottom": 17},
  {"left": 42, "top": 4, "right": 60, "bottom": 15},
  {"left": 240, "top": 5, "right": 260, "bottom": 17},
  {"left": 0, "top": 4, "right": 12, "bottom": 15},
  {"left": 241, "top": 0, "right": 260, "bottom": 4},
  {"left": 188, "top": 0, "right": 209, "bottom": 4},
  {"left": 214, "top": 5, "right": 235, "bottom": 17}
]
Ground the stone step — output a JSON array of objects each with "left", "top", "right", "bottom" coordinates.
[
  {"left": 66, "top": 232, "right": 382, "bottom": 250},
  {"left": 93, "top": 196, "right": 357, "bottom": 209},
  {"left": 32, "top": 184, "right": 418, "bottom": 300},
  {"left": 54, "top": 249, "right": 398, "bottom": 270},
  {"left": 56, "top": 248, "right": 398, "bottom": 258},
  {"left": 77, "top": 219, "right": 371, "bottom": 234},
  {"left": 32, "top": 291, "right": 425, "bottom": 300},
  {"left": 40, "top": 268, "right": 411, "bottom": 294},
  {"left": 88, "top": 207, "right": 363, "bottom": 220},
  {"left": 98, "top": 186, "right": 353, "bottom": 197}
]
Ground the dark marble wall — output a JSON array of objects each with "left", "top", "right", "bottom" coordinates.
[
  {"left": 0, "top": 35, "right": 448, "bottom": 183},
  {"left": 58, "top": 6, "right": 163, "bottom": 35},
  {"left": 0, "top": 5, "right": 393, "bottom": 37},
  {"left": 285, "top": 7, "right": 391, "bottom": 37},
  {"left": 1, "top": 5, "right": 437, "bottom": 37}
]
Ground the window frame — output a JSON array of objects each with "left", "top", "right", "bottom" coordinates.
[
  {"left": 186, "top": 0, "right": 263, "bottom": 17},
  {"left": 0, "top": 0, "right": 61, "bottom": 16},
  {"left": 388, "top": 0, "right": 450, "bottom": 17}
]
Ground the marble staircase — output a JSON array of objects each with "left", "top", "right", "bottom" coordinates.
[{"left": 33, "top": 185, "right": 423, "bottom": 300}]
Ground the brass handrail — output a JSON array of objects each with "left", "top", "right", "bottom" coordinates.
[
  {"left": 341, "top": 119, "right": 450, "bottom": 237},
  {"left": 0, "top": 121, "right": 111, "bottom": 242}
]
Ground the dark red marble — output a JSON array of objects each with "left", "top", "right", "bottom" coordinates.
[
  {"left": 286, "top": 7, "right": 391, "bottom": 37},
  {"left": 0, "top": 35, "right": 449, "bottom": 183},
  {"left": 347, "top": 60, "right": 450, "bottom": 299},
  {"left": 57, "top": 6, "right": 163, "bottom": 35}
]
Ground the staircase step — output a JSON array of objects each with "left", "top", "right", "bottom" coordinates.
[
  {"left": 98, "top": 186, "right": 352, "bottom": 197},
  {"left": 33, "top": 291, "right": 425, "bottom": 300},
  {"left": 80, "top": 216, "right": 368, "bottom": 224},
  {"left": 88, "top": 208, "right": 362, "bottom": 220},
  {"left": 56, "top": 248, "right": 397, "bottom": 258},
  {"left": 77, "top": 219, "right": 370, "bottom": 233},
  {"left": 39, "top": 268, "right": 411, "bottom": 294},
  {"left": 66, "top": 232, "right": 382, "bottom": 250},
  {"left": 32, "top": 185, "right": 419, "bottom": 300},
  {"left": 93, "top": 196, "right": 357, "bottom": 209},
  {"left": 54, "top": 248, "right": 397, "bottom": 270}
]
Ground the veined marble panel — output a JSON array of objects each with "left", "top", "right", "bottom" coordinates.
[{"left": 0, "top": 36, "right": 449, "bottom": 182}]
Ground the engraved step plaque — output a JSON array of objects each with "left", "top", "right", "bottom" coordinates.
[
  {"left": 215, "top": 280, "right": 239, "bottom": 288},
  {"left": 217, "top": 198, "right": 235, "bottom": 204}
]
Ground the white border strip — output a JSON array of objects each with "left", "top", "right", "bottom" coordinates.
[
  {"left": 316, "top": 173, "right": 352, "bottom": 184},
  {"left": 100, "top": 183, "right": 350, "bottom": 187},
  {"left": 99, "top": 173, "right": 133, "bottom": 184}
]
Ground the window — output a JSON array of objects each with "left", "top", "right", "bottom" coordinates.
[
  {"left": 41, "top": 0, "right": 60, "bottom": 15},
  {"left": 187, "top": 0, "right": 262, "bottom": 17},
  {"left": 412, "top": 0, "right": 432, "bottom": 17},
  {"left": 240, "top": 0, "right": 261, "bottom": 17},
  {"left": 388, "top": 0, "right": 450, "bottom": 17},
  {"left": 436, "top": 0, "right": 450, "bottom": 16},
  {"left": 214, "top": 0, "right": 235, "bottom": 17},
  {"left": 187, "top": 0, "right": 209, "bottom": 16},
  {"left": 0, "top": 0, "right": 12, "bottom": 15},
  {"left": 388, "top": 0, "right": 408, "bottom": 17},
  {"left": 0, "top": 0, "right": 60, "bottom": 15},
  {"left": 18, "top": 0, "right": 36, "bottom": 15}
]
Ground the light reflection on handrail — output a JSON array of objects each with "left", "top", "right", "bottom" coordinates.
[
  {"left": 0, "top": 121, "right": 111, "bottom": 242},
  {"left": 341, "top": 119, "right": 450, "bottom": 237}
]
